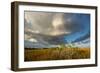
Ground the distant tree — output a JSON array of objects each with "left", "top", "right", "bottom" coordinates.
[
  {"left": 67, "top": 43, "right": 77, "bottom": 49},
  {"left": 58, "top": 44, "right": 66, "bottom": 49},
  {"left": 60, "top": 44, "right": 66, "bottom": 49}
]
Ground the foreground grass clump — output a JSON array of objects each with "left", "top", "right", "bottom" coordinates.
[{"left": 24, "top": 46, "right": 90, "bottom": 61}]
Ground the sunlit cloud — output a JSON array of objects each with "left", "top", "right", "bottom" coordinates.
[
  {"left": 29, "top": 38, "right": 38, "bottom": 43},
  {"left": 50, "top": 14, "right": 71, "bottom": 36}
]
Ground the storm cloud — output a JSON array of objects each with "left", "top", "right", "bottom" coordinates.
[{"left": 24, "top": 11, "right": 90, "bottom": 48}]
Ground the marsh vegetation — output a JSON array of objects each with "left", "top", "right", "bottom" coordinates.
[{"left": 24, "top": 44, "right": 90, "bottom": 61}]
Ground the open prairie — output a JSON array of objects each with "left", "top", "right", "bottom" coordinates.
[{"left": 24, "top": 47, "right": 90, "bottom": 61}]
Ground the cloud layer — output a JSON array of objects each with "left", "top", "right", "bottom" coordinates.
[{"left": 24, "top": 11, "right": 90, "bottom": 48}]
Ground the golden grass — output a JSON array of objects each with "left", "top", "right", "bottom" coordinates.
[{"left": 24, "top": 48, "right": 90, "bottom": 61}]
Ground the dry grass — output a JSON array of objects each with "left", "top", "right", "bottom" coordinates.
[{"left": 24, "top": 47, "right": 90, "bottom": 61}]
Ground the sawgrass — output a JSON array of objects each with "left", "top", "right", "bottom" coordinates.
[{"left": 24, "top": 47, "right": 90, "bottom": 61}]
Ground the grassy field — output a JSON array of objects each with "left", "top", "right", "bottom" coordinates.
[{"left": 24, "top": 47, "right": 90, "bottom": 61}]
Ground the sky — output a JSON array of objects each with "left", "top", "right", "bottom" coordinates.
[{"left": 24, "top": 11, "right": 90, "bottom": 48}]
